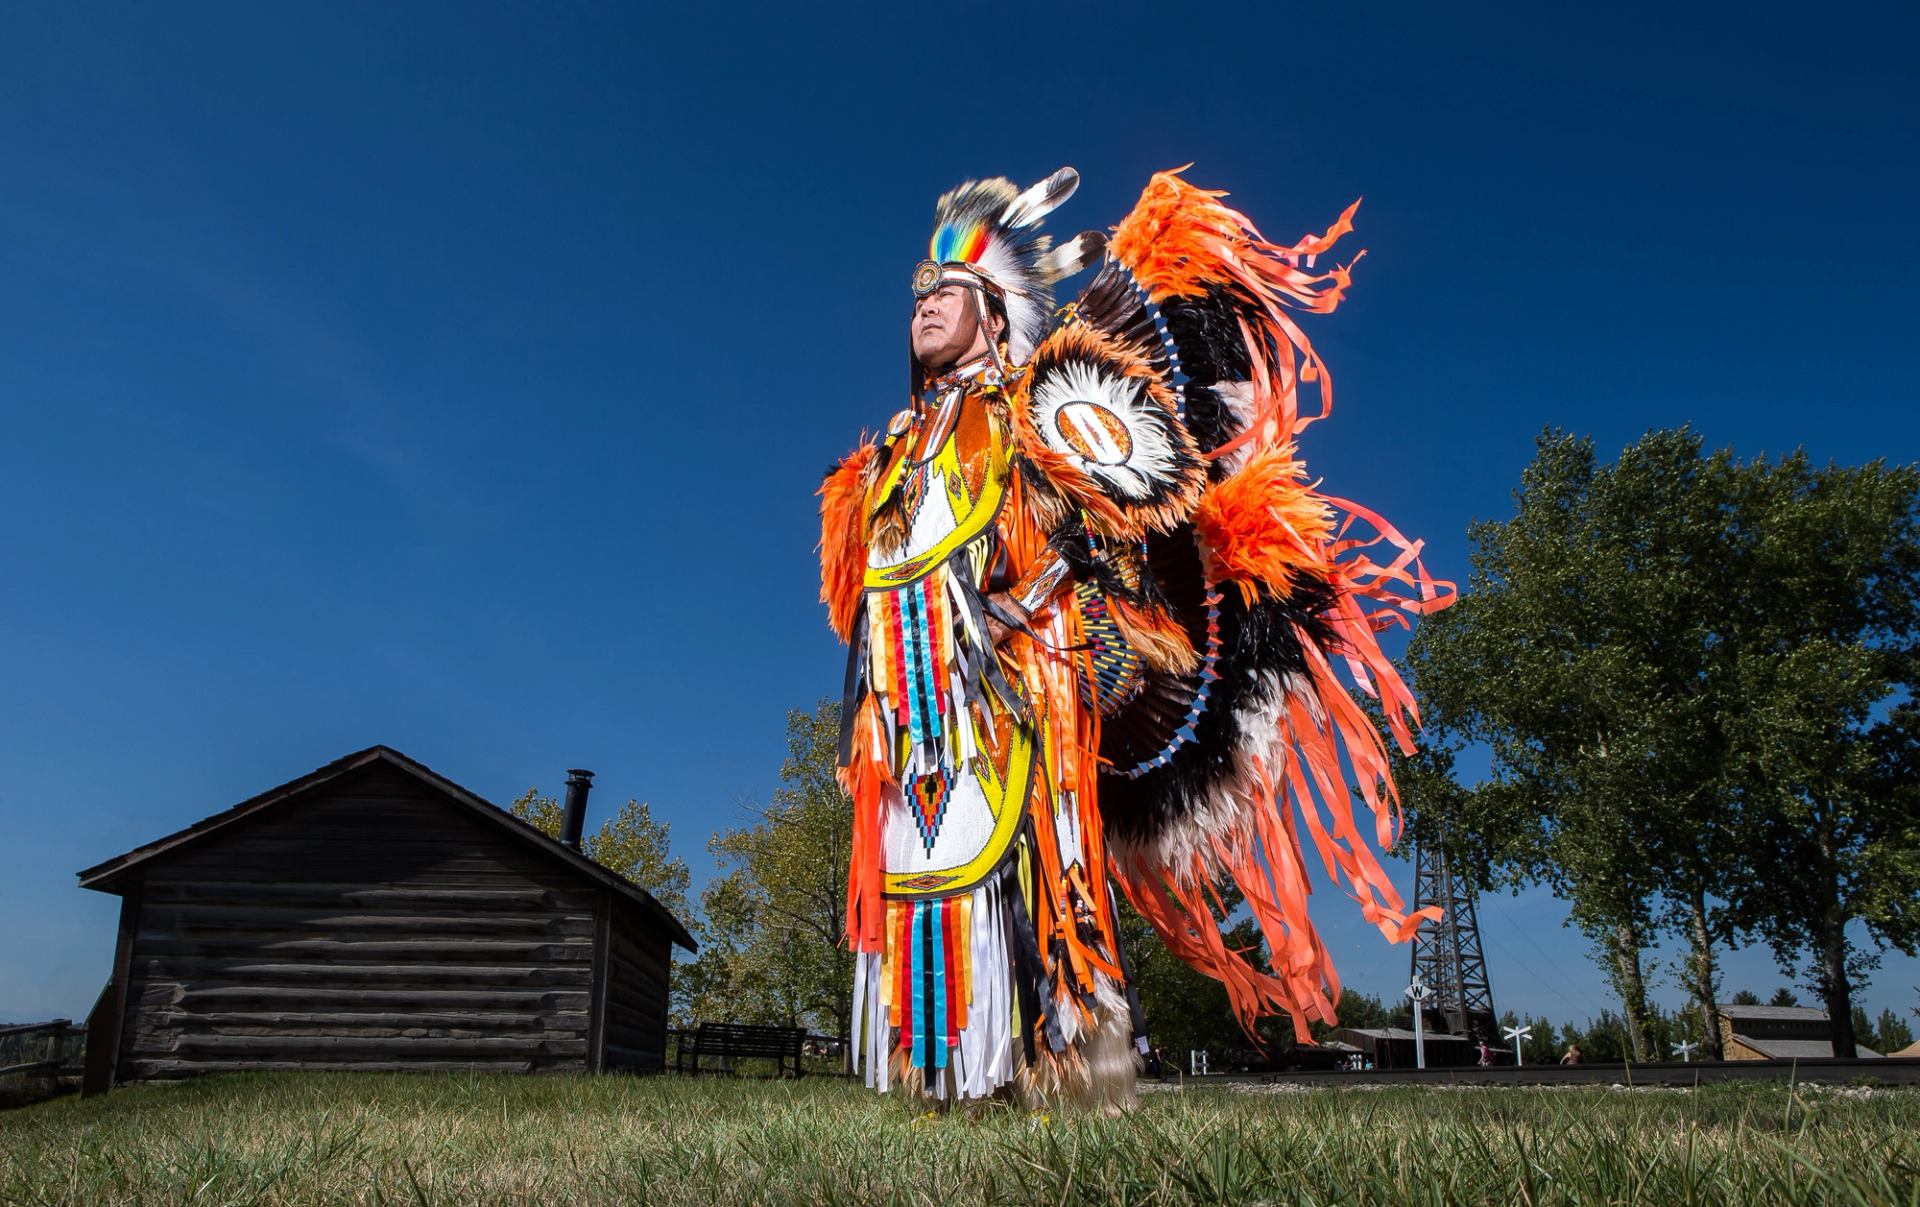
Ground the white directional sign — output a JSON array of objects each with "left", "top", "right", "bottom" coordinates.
[
  {"left": 1405, "top": 975, "right": 1433, "bottom": 1070},
  {"left": 1502, "top": 1024, "right": 1533, "bottom": 1066}
]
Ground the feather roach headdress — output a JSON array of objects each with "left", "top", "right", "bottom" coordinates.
[{"left": 914, "top": 167, "right": 1106, "bottom": 367}]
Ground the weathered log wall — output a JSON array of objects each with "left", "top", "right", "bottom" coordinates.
[
  {"left": 115, "top": 765, "right": 634, "bottom": 1080},
  {"left": 603, "top": 898, "right": 671, "bottom": 1072}
]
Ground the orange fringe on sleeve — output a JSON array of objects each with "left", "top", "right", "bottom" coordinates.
[
  {"left": 841, "top": 693, "right": 889, "bottom": 953},
  {"left": 818, "top": 442, "right": 877, "bottom": 642}
]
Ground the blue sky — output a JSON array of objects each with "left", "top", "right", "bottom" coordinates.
[{"left": 3, "top": 2, "right": 1915, "bottom": 1035}]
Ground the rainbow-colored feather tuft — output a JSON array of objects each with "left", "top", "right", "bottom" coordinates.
[{"left": 923, "top": 169, "right": 1100, "bottom": 364}]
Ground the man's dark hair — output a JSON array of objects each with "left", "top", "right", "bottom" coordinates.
[{"left": 983, "top": 292, "right": 1010, "bottom": 345}]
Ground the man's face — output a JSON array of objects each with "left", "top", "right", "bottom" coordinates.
[{"left": 911, "top": 283, "right": 998, "bottom": 371}]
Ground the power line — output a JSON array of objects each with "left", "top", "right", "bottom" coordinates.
[{"left": 1479, "top": 895, "right": 1598, "bottom": 1020}]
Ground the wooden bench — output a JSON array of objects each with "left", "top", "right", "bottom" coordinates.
[{"left": 673, "top": 1022, "right": 807, "bottom": 1078}]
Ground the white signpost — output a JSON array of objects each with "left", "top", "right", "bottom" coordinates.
[
  {"left": 1405, "top": 974, "right": 1432, "bottom": 1070},
  {"left": 1502, "top": 1023, "right": 1533, "bottom": 1066},
  {"left": 1673, "top": 1040, "right": 1700, "bottom": 1063}
]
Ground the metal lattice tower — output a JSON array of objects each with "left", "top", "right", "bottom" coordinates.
[{"left": 1408, "top": 842, "right": 1499, "bottom": 1039}]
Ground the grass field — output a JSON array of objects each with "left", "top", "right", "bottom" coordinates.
[{"left": 2, "top": 1072, "right": 1916, "bottom": 1205}]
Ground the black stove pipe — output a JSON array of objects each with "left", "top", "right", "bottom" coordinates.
[{"left": 561, "top": 769, "right": 594, "bottom": 849}]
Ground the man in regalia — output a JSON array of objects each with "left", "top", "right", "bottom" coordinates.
[{"left": 820, "top": 168, "right": 1448, "bottom": 1109}]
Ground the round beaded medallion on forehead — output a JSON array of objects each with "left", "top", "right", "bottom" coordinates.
[{"left": 912, "top": 259, "right": 943, "bottom": 297}]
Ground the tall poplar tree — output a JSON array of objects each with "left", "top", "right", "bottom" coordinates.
[
  {"left": 1403, "top": 430, "right": 1746, "bottom": 1058},
  {"left": 1724, "top": 455, "right": 1920, "bottom": 1055},
  {"left": 1400, "top": 429, "right": 1920, "bottom": 1058}
]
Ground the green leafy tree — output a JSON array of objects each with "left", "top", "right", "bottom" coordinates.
[
  {"left": 1557, "top": 1021, "right": 1585, "bottom": 1057},
  {"left": 1725, "top": 457, "right": 1920, "bottom": 1057},
  {"left": 1401, "top": 429, "right": 1920, "bottom": 1059},
  {"left": 510, "top": 789, "right": 566, "bottom": 838},
  {"left": 1557, "top": 1002, "right": 1705, "bottom": 1063},
  {"left": 1851, "top": 1005, "right": 1876, "bottom": 1051},
  {"left": 681, "top": 701, "right": 854, "bottom": 1038},
  {"left": 1402, "top": 429, "right": 1753, "bottom": 1058},
  {"left": 1730, "top": 989, "right": 1762, "bottom": 1006},
  {"left": 1846, "top": 1004, "right": 1918, "bottom": 1056},
  {"left": 1574, "top": 1010, "right": 1633, "bottom": 1062},
  {"left": 1520, "top": 1014, "right": 1561, "bottom": 1065},
  {"left": 1871, "top": 1007, "right": 1913, "bottom": 1053},
  {"left": 1498, "top": 1010, "right": 1567, "bottom": 1064},
  {"left": 1322, "top": 991, "right": 1394, "bottom": 1035},
  {"left": 508, "top": 790, "right": 691, "bottom": 920},
  {"left": 510, "top": 787, "right": 699, "bottom": 1018}
]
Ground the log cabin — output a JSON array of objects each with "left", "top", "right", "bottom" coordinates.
[{"left": 76, "top": 745, "right": 695, "bottom": 1089}]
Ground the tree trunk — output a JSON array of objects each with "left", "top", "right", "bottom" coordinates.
[
  {"left": 1809, "top": 820, "right": 1859, "bottom": 1059},
  {"left": 1607, "top": 921, "right": 1654, "bottom": 1061},
  {"left": 834, "top": 980, "right": 854, "bottom": 1076},
  {"left": 1817, "top": 899, "right": 1858, "bottom": 1058},
  {"left": 1686, "top": 887, "right": 1725, "bottom": 1060}
]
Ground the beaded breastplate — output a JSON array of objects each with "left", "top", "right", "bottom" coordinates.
[{"left": 862, "top": 385, "right": 1033, "bottom": 898}]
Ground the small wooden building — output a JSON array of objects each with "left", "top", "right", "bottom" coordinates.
[
  {"left": 1716, "top": 1004, "right": 1884, "bottom": 1060},
  {"left": 77, "top": 745, "right": 695, "bottom": 1087},
  {"left": 1330, "top": 1026, "right": 1488, "bottom": 1069}
]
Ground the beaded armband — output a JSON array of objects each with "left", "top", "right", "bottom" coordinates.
[{"left": 1009, "top": 547, "right": 1071, "bottom": 616}]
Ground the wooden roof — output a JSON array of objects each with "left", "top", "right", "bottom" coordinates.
[
  {"left": 1333, "top": 1027, "right": 1473, "bottom": 1043},
  {"left": 76, "top": 744, "right": 696, "bottom": 951},
  {"left": 1718, "top": 1004, "right": 1831, "bottom": 1023},
  {"left": 1732, "top": 1036, "right": 1883, "bottom": 1059}
]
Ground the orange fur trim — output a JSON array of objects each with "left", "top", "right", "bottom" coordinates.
[
  {"left": 818, "top": 442, "right": 878, "bottom": 641},
  {"left": 1192, "top": 444, "right": 1333, "bottom": 602}
]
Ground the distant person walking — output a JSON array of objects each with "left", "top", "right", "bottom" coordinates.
[{"left": 1560, "top": 1044, "right": 1583, "bottom": 1065}]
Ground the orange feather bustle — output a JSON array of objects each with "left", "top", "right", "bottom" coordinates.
[
  {"left": 1111, "top": 167, "right": 1361, "bottom": 456},
  {"left": 1103, "top": 167, "right": 1455, "bottom": 1044},
  {"left": 818, "top": 442, "right": 877, "bottom": 642},
  {"left": 1006, "top": 397, "right": 1122, "bottom": 536},
  {"left": 1110, "top": 167, "right": 1360, "bottom": 311},
  {"left": 1192, "top": 444, "right": 1333, "bottom": 604}
]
